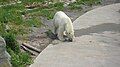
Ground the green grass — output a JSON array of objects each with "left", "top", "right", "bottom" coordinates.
[
  {"left": 8, "top": 48, "right": 32, "bottom": 67},
  {"left": 24, "top": 2, "right": 64, "bottom": 20},
  {"left": 76, "top": 0, "right": 101, "bottom": 6},
  {"left": 3, "top": 32, "right": 32, "bottom": 67},
  {"left": 68, "top": 2, "right": 82, "bottom": 10},
  {"left": 68, "top": 0, "right": 101, "bottom": 9},
  {"left": 3, "top": 33, "right": 20, "bottom": 53},
  {"left": 54, "top": 2, "right": 64, "bottom": 10}
]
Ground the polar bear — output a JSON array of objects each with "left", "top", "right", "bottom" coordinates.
[{"left": 52, "top": 11, "right": 74, "bottom": 42}]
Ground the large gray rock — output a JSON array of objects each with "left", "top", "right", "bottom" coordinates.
[{"left": 0, "top": 36, "right": 11, "bottom": 67}]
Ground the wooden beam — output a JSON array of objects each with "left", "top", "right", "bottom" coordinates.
[{"left": 22, "top": 43, "right": 41, "bottom": 53}]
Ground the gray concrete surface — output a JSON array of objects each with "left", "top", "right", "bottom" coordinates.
[{"left": 30, "top": 3, "right": 120, "bottom": 67}]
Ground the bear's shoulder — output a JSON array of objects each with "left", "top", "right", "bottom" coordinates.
[{"left": 55, "top": 11, "right": 68, "bottom": 18}]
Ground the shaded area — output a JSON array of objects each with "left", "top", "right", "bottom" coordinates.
[{"left": 75, "top": 23, "right": 120, "bottom": 37}]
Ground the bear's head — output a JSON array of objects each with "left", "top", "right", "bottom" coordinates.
[{"left": 66, "top": 30, "right": 74, "bottom": 42}]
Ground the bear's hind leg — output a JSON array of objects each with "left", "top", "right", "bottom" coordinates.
[{"left": 57, "top": 26, "right": 65, "bottom": 41}]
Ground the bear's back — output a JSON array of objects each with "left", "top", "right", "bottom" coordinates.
[{"left": 54, "top": 11, "right": 69, "bottom": 19}]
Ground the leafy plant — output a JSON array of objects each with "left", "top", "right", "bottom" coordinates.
[
  {"left": 3, "top": 33, "right": 20, "bottom": 53},
  {"left": 7, "top": 48, "right": 32, "bottom": 67}
]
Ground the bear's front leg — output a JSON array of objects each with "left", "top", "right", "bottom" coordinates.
[{"left": 57, "top": 26, "right": 65, "bottom": 41}]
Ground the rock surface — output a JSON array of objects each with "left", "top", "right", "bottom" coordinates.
[
  {"left": 30, "top": 3, "right": 120, "bottom": 67},
  {"left": 73, "top": 3, "right": 120, "bottom": 37},
  {"left": 101, "top": 0, "right": 120, "bottom": 5},
  {"left": 0, "top": 36, "right": 11, "bottom": 67}
]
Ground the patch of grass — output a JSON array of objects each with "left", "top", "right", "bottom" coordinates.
[
  {"left": 2, "top": 32, "right": 32, "bottom": 67},
  {"left": 3, "top": 33, "right": 20, "bottom": 53},
  {"left": 27, "top": 8, "right": 55, "bottom": 20},
  {"left": 53, "top": 2, "right": 64, "bottom": 10},
  {"left": 25, "top": 2, "right": 64, "bottom": 20},
  {"left": 76, "top": 0, "right": 101, "bottom": 6},
  {"left": 8, "top": 48, "right": 32, "bottom": 67},
  {"left": 0, "top": 2, "right": 42, "bottom": 35},
  {"left": 68, "top": 0, "right": 101, "bottom": 9},
  {"left": 68, "top": 2, "right": 82, "bottom": 10},
  {"left": 40, "top": 9, "right": 55, "bottom": 20},
  {"left": 20, "top": 0, "right": 46, "bottom": 4}
]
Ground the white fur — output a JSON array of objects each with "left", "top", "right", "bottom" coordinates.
[{"left": 53, "top": 11, "right": 74, "bottom": 41}]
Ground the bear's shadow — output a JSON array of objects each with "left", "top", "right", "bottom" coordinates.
[{"left": 45, "top": 30, "right": 70, "bottom": 42}]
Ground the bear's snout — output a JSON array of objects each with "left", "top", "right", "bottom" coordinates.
[{"left": 68, "top": 38, "right": 73, "bottom": 42}]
